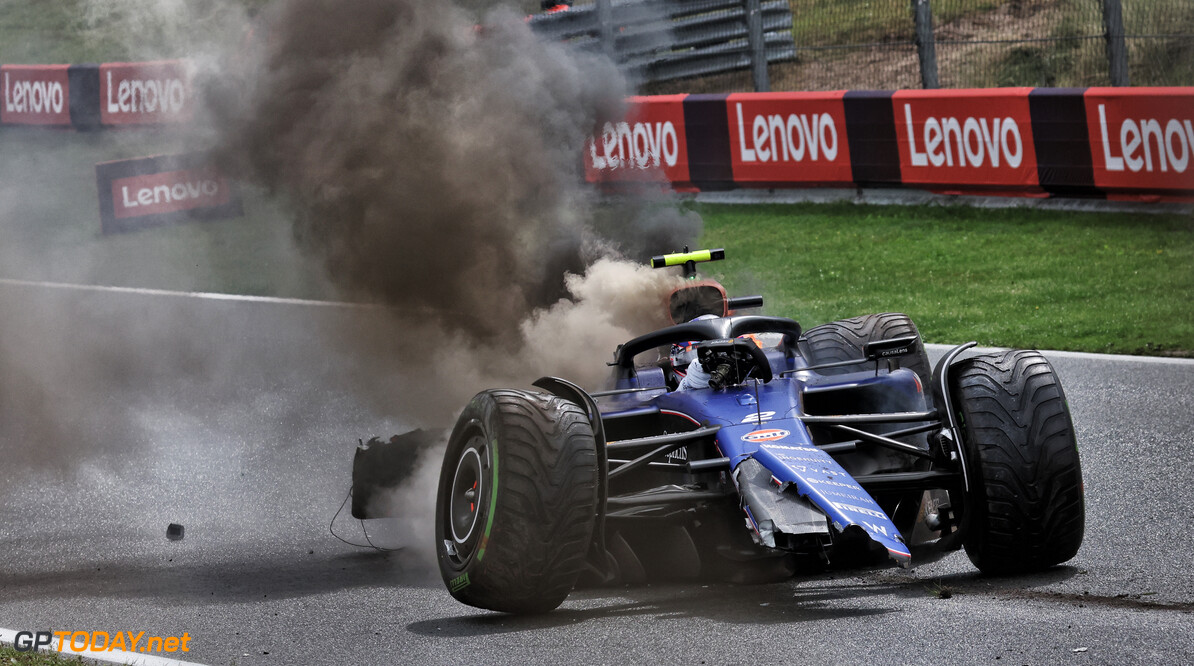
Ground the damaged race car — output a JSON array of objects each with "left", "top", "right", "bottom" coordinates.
[{"left": 417, "top": 249, "right": 1084, "bottom": 614}]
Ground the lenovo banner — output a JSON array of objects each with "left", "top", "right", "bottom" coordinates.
[
  {"left": 1, "top": 65, "right": 71, "bottom": 126},
  {"left": 893, "top": 89, "right": 1040, "bottom": 193},
  {"left": 99, "top": 60, "right": 193, "bottom": 125},
  {"left": 726, "top": 92, "right": 853, "bottom": 187},
  {"left": 96, "top": 153, "right": 242, "bottom": 233},
  {"left": 1084, "top": 87, "right": 1194, "bottom": 197},
  {"left": 584, "top": 95, "right": 691, "bottom": 188}
]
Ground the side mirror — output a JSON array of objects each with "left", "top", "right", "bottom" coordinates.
[{"left": 863, "top": 335, "right": 920, "bottom": 362}]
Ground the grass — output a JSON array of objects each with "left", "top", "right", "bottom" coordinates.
[
  {"left": 2, "top": 126, "right": 1190, "bottom": 357},
  {"left": 695, "top": 202, "right": 1194, "bottom": 356},
  {"left": 0, "top": 130, "right": 330, "bottom": 299},
  {"left": 0, "top": 3, "right": 1190, "bottom": 356},
  {"left": 0, "top": 645, "right": 89, "bottom": 665},
  {"left": 0, "top": 0, "right": 271, "bottom": 64}
]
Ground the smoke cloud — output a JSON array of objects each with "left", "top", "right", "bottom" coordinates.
[
  {"left": 203, "top": 0, "right": 700, "bottom": 410},
  {"left": 1, "top": 0, "right": 703, "bottom": 569}
]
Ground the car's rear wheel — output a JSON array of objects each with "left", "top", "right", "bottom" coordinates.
[
  {"left": 950, "top": 350, "right": 1085, "bottom": 574},
  {"left": 802, "top": 313, "right": 935, "bottom": 531},
  {"left": 435, "top": 389, "right": 598, "bottom": 613},
  {"left": 802, "top": 312, "right": 932, "bottom": 388}
]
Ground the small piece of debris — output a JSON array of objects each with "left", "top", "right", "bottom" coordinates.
[
  {"left": 166, "top": 523, "right": 184, "bottom": 541},
  {"left": 1073, "top": 647, "right": 1088, "bottom": 653}
]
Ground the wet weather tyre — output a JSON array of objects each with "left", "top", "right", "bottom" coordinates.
[
  {"left": 802, "top": 312, "right": 932, "bottom": 387},
  {"left": 435, "top": 389, "right": 598, "bottom": 614},
  {"left": 951, "top": 350, "right": 1085, "bottom": 574}
]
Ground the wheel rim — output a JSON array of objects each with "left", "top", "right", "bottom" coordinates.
[{"left": 447, "top": 434, "right": 486, "bottom": 559}]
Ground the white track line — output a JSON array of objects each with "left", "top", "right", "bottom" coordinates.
[
  {"left": 925, "top": 343, "right": 1194, "bottom": 366},
  {"left": 0, "top": 276, "right": 379, "bottom": 309},
  {"left": 1, "top": 277, "right": 1189, "bottom": 365},
  {"left": 0, "top": 628, "right": 210, "bottom": 666}
]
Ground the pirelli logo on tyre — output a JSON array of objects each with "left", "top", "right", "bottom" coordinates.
[{"left": 741, "top": 429, "right": 790, "bottom": 443}]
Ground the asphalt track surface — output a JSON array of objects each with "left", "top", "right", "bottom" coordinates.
[{"left": 1, "top": 282, "right": 1192, "bottom": 665}]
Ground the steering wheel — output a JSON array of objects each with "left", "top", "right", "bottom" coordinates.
[{"left": 695, "top": 338, "right": 773, "bottom": 389}]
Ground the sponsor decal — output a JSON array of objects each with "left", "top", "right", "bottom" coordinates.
[
  {"left": 100, "top": 60, "right": 192, "bottom": 125},
  {"left": 805, "top": 476, "right": 863, "bottom": 491},
  {"left": 1, "top": 65, "right": 70, "bottom": 125},
  {"left": 584, "top": 95, "right": 691, "bottom": 185},
  {"left": 727, "top": 92, "right": 853, "bottom": 185},
  {"left": 821, "top": 489, "right": 873, "bottom": 503},
  {"left": 741, "top": 428, "right": 790, "bottom": 443},
  {"left": 95, "top": 153, "right": 243, "bottom": 233},
  {"left": 861, "top": 521, "right": 891, "bottom": 537},
  {"left": 1085, "top": 88, "right": 1194, "bottom": 193},
  {"left": 761, "top": 443, "right": 816, "bottom": 451},
  {"left": 831, "top": 501, "right": 888, "bottom": 520},
  {"left": 775, "top": 453, "right": 832, "bottom": 465},
  {"left": 876, "top": 345, "right": 910, "bottom": 357},
  {"left": 894, "top": 89, "right": 1040, "bottom": 190},
  {"left": 741, "top": 410, "right": 776, "bottom": 424},
  {"left": 664, "top": 447, "right": 688, "bottom": 462}
]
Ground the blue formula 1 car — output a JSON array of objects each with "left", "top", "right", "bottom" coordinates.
[{"left": 431, "top": 249, "right": 1085, "bottom": 614}]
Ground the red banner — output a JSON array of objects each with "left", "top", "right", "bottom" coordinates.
[
  {"left": 1, "top": 65, "right": 70, "bottom": 125},
  {"left": 99, "top": 60, "right": 193, "bottom": 125},
  {"left": 726, "top": 92, "right": 853, "bottom": 186},
  {"left": 584, "top": 95, "right": 691, "bottom": 187},
  {"left": 1084, "top": 87, "right": 1194, "bottom": 195},
  {"left": 893, "top": 89, "right": 1040, "bottom": 192}
]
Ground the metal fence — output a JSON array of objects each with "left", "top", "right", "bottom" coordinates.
[
  {"left": 529, "top": 0, "right": 1193, "bottom": 92},
  {"left": 528, "top": 0, "right": 796, "bottom": 92}
]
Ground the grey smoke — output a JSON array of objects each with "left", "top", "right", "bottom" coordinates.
[
  {"left": 1, "top": 0, "right": 703, "bottom": 567},
  {"left": 202, "top": 0, "right": 700, "bottom": 412}
]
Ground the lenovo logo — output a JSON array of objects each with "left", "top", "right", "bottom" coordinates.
[
  {"left": 99, "top": 62, "right": 191, "bottom": 124},
  {"left": 1098, "top": 104, "right": 1193, "bottom": 174},
  {"left": 903, "top": 104, "right": 1024, "bottom": 169},
  {"left": 735, "top": 102, "right": 840, "bottom": 163},
  {"left": 589, "top": 120, "right": 679, "bottom": 170}
]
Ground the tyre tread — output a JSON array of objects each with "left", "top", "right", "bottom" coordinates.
[
  {"left": 953, "top": 350, "right": 1085, "bottom": 574},
  {"left": 438, "top": 389, "right": 597, "bottom": 613}
]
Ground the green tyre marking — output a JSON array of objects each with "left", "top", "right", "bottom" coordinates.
[{"left": 476, "top": 438, "right": 499, "bottom": 562}]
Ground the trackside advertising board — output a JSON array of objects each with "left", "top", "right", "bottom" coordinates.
[
  {"left": 726, "top": 92, "right": 853, "bottom": 186},
  {"left": 1084, "top": 87, "right": 1194, "bottom": 198},
  {"left": 583, "top": 87, "right": 1194, "bottom": 201},
  {"left": 584, "top": 95, "right": 692, "bottom": 188},
  {"left": 893, "top": 88, "right": 1041, "bottom": 194},
  {"left": 95, "top": 153, "right": 242, "bottom": 234},
  {"left": 1, "top": 65, "right": 71, "bottom": 125}
]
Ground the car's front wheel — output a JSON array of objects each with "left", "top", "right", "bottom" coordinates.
[
  {"left": 435, "top": 389, "right": 598, "bottom": 613},
  {"left": 951, "top": 350, "right": 1085, "bottom": 574}
]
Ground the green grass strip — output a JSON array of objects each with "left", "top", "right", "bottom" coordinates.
[
  {"left": 0, "top": 644, "right": 90, "bottom": 665},
  {"left": 695, "top": 201, "right": 1193, "bottom": 356}
]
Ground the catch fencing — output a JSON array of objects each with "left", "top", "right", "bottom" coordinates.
[
  {"left": 528, "top": 0, "right": 796, "bottom": 92},
  {"left": 530, "top": 0, "right": 1194, "bottom": 92}
]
